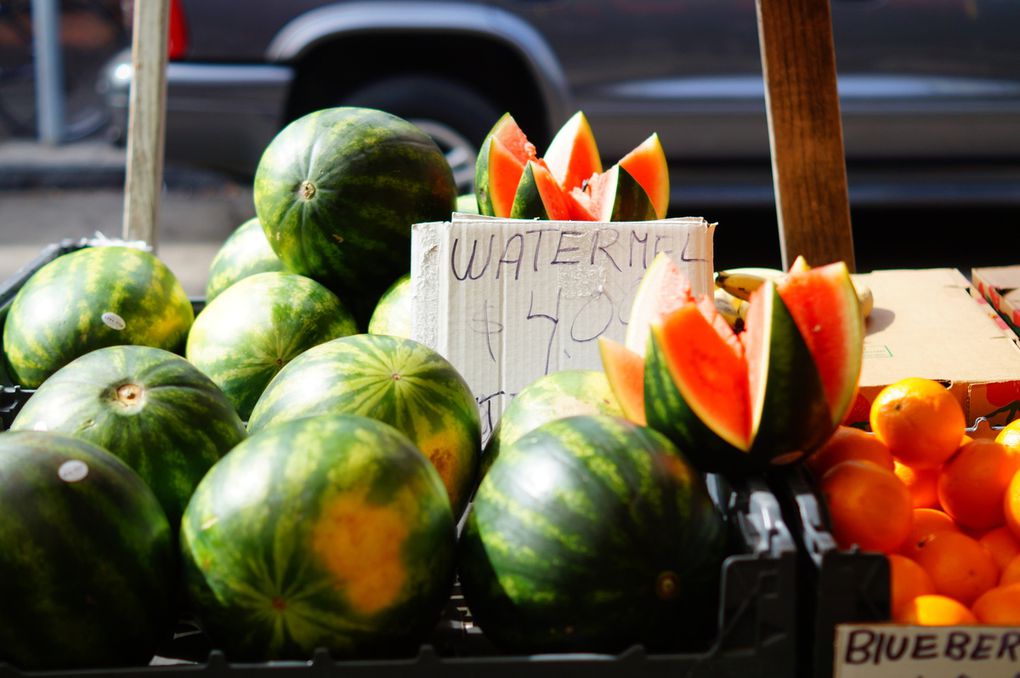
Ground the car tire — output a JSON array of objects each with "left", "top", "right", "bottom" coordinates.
[{"left": 341, "top": 76, "right": 502, "bottom": 194}]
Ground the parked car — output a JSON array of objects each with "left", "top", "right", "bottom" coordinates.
[{"left": 101, "top": 0, "right": 1020, "bottom": 210}]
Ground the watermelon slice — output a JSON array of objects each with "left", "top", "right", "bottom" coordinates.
[
  {"left": 570, "top": 165, "right": 656, "bottom": 222},
  {"left": 474, "top": 113, "right": 540, "bottom": 217},
  {"left": 614, "top": 252, "right": 864, "bottom": 474},
  {"left": 543, "top": 111, "right": 602, "bottom": 192},
  {"left": 509, "top": 161, "right": 574, "bottom": 220},
  {"left": 598, "top": 337, "right": 646, "bottom": 426},
  {"left": 618, "top": 133, "right": 669, "bottom": 219}
]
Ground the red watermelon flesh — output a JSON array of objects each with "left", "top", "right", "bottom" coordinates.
[
  {"left": 598, "top": 337, "right": 646, "bottom": 426},
  {"left": 656, "top": 304, "right": 752, "bottom": 450},
  {"left": 776, "top": 257, "right": 863, "bottom": 426},
  {"left": 618, "top": 133, "right": 669, "bottom": 219},
  {"left": 543, "top": 111, "right": 602, "bottom": 193}
]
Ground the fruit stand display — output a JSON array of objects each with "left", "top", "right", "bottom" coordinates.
[{"left": 4, "top": 1, "right": 1020, "bottom": 677}]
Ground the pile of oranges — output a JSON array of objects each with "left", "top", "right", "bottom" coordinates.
[{"left": 808, "top": 376, "right": 1020, "bottom": 626}]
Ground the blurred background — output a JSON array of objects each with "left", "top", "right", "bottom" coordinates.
[{"left": 2, "top": 0, "right": 1019, "bottom": 297}]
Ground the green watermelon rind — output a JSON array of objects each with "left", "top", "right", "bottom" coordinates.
[
  {"left": 253, "top": 107, "right": 456, "bottom": 321},
  {"left": 180, "top": 414, "right": 456, "bottom": 661},
  {"left": 2, "top": 246, "right": 194, "bottom": 389},
  {"left": 10, "top": 344, "right": 247, "bottom": 527},
  {"left": 186, "top": 271, "right": 358, "bottom": 420},
  {"left": 459, "top": 414, "right": 727, "bottom": 654},
  {"left": 0, "top": 431, "right": 176, "bottom": 670},
  {"left": 247, "top": 334, "right": 481, "bottom": 520},
  {"left": 367, "top": 273, "right": 412, "bottom": 338},
  {"left": 205, "top": 217, "right": 286, "bottom": 302}
]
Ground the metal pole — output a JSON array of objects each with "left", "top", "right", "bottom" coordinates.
[{"left": 30, "top": 0, "right": 65, "bottom": 144}]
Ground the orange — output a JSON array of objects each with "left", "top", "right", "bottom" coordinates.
[
  {"left": 869, "top": 377, "right": 966, "bottom": 469},
  {"left": 805, "top": 426, "right": 895, "bottom": 478},
  {"left": 937, "top": 439, "right": 1020, "bottom": 531},
  {"left": 971, "top": 583, "right": 1020, "bottom": 624},
  {"left": 820, "top": 460, "right": 913, "bottom": 554},
  {"left": 1006, "top": 469, "right": 1020, "bottom": 541},
  {"left": 978, "top": 526, "right": 1020, "bottom": 572},
  {"left": 897, "top": 508, "right": 959, "bottom": 559},
  {"left": 893, "top": 461, "right": 939, "bottom": 509},
  {"left": 888, "top": 553, "right": 935, "bottom": 617},
  {"left": 914, "top": 530, "right": 999, "bottom": 606},
  {"left": 996, "top": 419, "right": 1020, "bottom": 451},
  {"left": 893, "top": 594, "right": 977, "bottom": 625},
  {"left": 1001, "top": 553, "right": 1020, "bottom": 586}
]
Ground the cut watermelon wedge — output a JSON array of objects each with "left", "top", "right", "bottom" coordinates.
[
  {"left": 544, "top": 111, "right": 602, "bottom": 192},
  {"left": 510, "top": 161, "right": 574, "bottom": 221},
  {"left": 618, "top": 133, "right": 669, "bottom": 219},
  {"left": 624, "top": 252, "right": 693, "bottom": 356},
  {"left": 598, "top": 337, "right": 646, "bottom": 426},
  {"left": 474, "top": 113, "right": 540, "bottom": 217}
]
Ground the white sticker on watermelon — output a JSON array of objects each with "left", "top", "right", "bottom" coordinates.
[
  {"left": 58, "top": 460, "right": 89, "bottom": 483},
  {"left": 101, "top": 312, "right": 126, "bottom": 331}
]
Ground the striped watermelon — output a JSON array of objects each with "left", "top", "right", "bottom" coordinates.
[
  {"left": 205, "top": 217, "right": 286, "bottom": 302},
  {"left": 254, "top": 107, "right": 456, "bottom": 325},
  {"left": 186, "top": 271, "right": 357, "bottom": 420},
  {"left": 248, "top": 334, "right": 480, "bottom": 519},
  {"left": 459, "top": 414, "right": 727, "bottom": 653},
  {"left": 180, "top": 414, "right": 456, "bottom": 660},
  {"left": 483, "top": 369, "right": 623, "bottom": 474},
  {"left": 2, "top": 246, "right": 194, "bottom": 388},
  {"left": 0, "top": 431, "right": 175, "bottom": 670},
  {"left": 367, "top": 273, "right": 411, "bottom": 338},
  {"left": 11, "top": 345, "right": 246, "bottom": 527}
]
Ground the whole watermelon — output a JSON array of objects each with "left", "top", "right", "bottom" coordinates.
[
  {"left": 253, "top": 107, "right": 456, "bottom": 324},
  {"left": 483, "top": 369, "right": 623, "bottom": 474},
  {"left": 11, "top": 345, "right": 246, "bottom": 527},
  {"left": 248, "top": 334, "right": 480, "bottom": 519},
  {"left": 0, "top": 430, "right": 176, "bottom": 670},
  {"left": 2, "top": 245, "right": 194, "bottom": 388},
  {"left": 205, "top": 217, "right": 286, "bottom": 302},
  {"left": 186, "top": 271, "right": 357, "bottom": 419},
  {"left": 367, "top": 273, "right": 411, "bottom": 338},
  {"left": 459, "top": 414, "right": 728, "bottom": 654},
  {"left": 180, "top": 414, "right": 456, "bottom": 661}
]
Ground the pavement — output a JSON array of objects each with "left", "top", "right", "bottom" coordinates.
[{"left": 0, "top": 138, "right": 254, "bottom": 297}]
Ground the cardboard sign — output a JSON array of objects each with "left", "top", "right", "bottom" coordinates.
[
  {"left": 411, "top": 214, "right": 714, "bottom": 440},
  {"left": 834, "top": 624, "right": 1020, "bottom": 678}
]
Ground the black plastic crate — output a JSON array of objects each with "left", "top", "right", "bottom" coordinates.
[{"left": 0, "top": 472, "right": 799, "bottom": 677}]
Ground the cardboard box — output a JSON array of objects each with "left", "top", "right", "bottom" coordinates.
[
  {"left": 845, "top": 268, "right": 1020, "bottom": 428},
  {"left": 971, "top": 264, "right": 1020, "bottom": 347}
]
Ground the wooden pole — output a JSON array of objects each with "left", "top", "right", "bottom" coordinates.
[
  {"left": 122, "top": 0, "right": 170, "bottom": 249},
  {"left": 755, "top": 0, "right": 856, "bottom": 271}
]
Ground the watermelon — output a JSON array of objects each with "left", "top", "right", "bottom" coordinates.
[
  {"left": 0, "top": 430, "right": 175, "bottom": 670},
  {"left": 618, "top": 133, "right": 670, "bottom": 219},
  {"left": 543, "top": 110, "right": 602, "bottom": 193},
  {"left": 180, "top": 414, "right": 456, "bottom": 661},
  {"left": 455, "top": 193, "right": 480, "bottom": 214},
  {"left": 253, "top": 107, "right": 456, "bottom": 325},
  {"left": 248, "top": 334, "right": 480, "bottom": 519},
  {"left": 474, "top": 113, "right": 539, "bottom": 217},
  {"left": 205, "top": 217, "right": 286, "bottom": 302},
  {"left": 630, "top": 259, "right": 863, "bottom": 473},
  {"left": 459, "top": 414, "right": 728, "bottom": 653},
  {"left": 482, "top": 369, "right": 623, "bottom": 475},
  {"left": 569, "top": 164, "right": 658, "bottom": 222},
  {"left": 597, "top": 338, "right": 646, "bottom": 425},
  {"left": 367, "top": 273, "right": 411, "bottom": 338},
  {"left": 508, "top": 160, "right": 576, "bottom": 220},
  {"left": 2, "top": 245, "right": 194, "bottom": 388},
  {"left": 186, "top": 271, "right": 357, "bottom": 420},
  {"left": 10, "top": 345, "right": 246, "bottom": 527}
]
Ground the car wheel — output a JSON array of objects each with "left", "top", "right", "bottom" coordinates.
[{"left": 341, "top": 76, "right": 502, "bottom": 194}]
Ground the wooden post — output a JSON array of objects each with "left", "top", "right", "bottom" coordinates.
[
  {"left": 121, "top": 0, "right": 170, "bottom": 249},
  {"left": 755, "top": 0, "right": 855, "bottom": 271}
]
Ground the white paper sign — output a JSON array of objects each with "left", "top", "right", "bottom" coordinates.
[
  {"left": 834, "top": 624, "right": 1020, "bottom": 678},
  {"left": 411, "top": 214, "right": 714, "bottom": 440}
]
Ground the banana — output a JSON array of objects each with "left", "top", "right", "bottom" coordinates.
[
  {"left": 714, "top": 287, "right": 749, "bottom": 332},
  {"left": 851, "top": 276, "right": 874, "bottom": 320},
  {"left": 716, "top": 266, "right": 874, "bottom": 320},
  {"left": 714, "top": 267, "right": 787, "bottom": 301}
]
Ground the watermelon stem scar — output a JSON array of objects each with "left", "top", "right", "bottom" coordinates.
[
  {"left": 116, "top": 383, "right": 143, "bottom": 406},
  {"left": 299, "top": 181, "right": 316, "bottom": 200}
]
